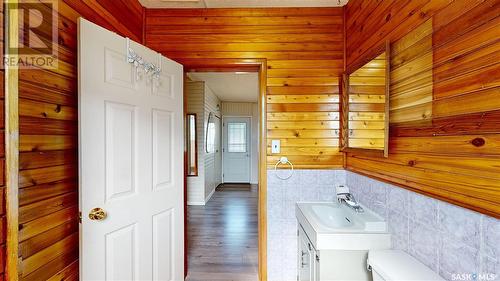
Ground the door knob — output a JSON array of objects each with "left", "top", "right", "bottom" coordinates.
[{"left": 89, "top": 207, "right": 107, "bottom": 221}]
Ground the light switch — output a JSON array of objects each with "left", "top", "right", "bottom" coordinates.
[{"left": 271, "top": 140, "right": 280, "bottom": 153}]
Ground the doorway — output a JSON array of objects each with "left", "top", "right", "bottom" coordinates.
[
  {"left": 223, "top": 116, "right": 252, "bottom": 183},
  {"left": 183, "top": 60, "right": 267, "bottom": 281}
]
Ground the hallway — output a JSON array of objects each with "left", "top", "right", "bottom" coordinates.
[{"left": 186, "top": 184, "right": 259, "bottom": 281}]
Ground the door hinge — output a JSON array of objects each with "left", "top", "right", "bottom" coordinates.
[{"left": 79, "top": 211, "right": 82, "bottom": 223}]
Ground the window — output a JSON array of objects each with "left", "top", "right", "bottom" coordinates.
[{"left": 227, "top": 122, "right": 247, "bottom": 153}]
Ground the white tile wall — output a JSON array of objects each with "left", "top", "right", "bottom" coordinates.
[
  {"left": 267, "top": 169, "right": 499, "bottom": 281},
  {"left": 267, "top": 169, "right": 346, "bottom": 281},
  {"left": 346, "top": 171, "right": 500, "bottom": 281}
]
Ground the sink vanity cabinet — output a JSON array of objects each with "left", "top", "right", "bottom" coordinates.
[
  {"left": 296, "top": 202, "right": 392, "bottom": 281},
  {"left": 298, "top": 226, "right": 318, "bottom": 281}
]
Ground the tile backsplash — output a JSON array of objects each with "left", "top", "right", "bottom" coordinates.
[
  {"left": 266, "top": 169, "right": 499, "bottom": 281},
  {"left": 346, "top": 171, "right": 499, "bottom": 281},
  {"left": 267, "top": 169, "right": 346, "bottom": 281}
]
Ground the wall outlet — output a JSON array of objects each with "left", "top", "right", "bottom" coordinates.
[{"left": 271, "top": 140, "right": 280, "bottom": 153}]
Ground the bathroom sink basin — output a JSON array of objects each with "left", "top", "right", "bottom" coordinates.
[
  {"left": 310, "top": 204, "right": 353, "bottom": 228},
  {"left": 296, "top": 202, "right": 391, "bottom": 250}
]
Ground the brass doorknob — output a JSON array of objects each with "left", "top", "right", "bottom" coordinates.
[{"left": 89, "top": 208, "right": 107, "bottom": 221}]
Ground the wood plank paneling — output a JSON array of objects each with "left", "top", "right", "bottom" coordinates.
[
  {"left": 345, "top": 0, "right": 500, "bottom": 217},
  {"left": 145, "top": 8, "right": 344, "bottom": 169},
  {"left": 0, "top": 4, "right": 6, "bottom": 278},
  {"left": 0, "top": 61, "right": 5, "bottom": 280},
  {"left": 14, "top": 1, "right": 144, "bottom": 280},
  {"left": 390, "top": 19, "right": 433, "bottom": 123}
]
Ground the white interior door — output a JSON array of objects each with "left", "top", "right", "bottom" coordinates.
[
  {"left": 79, "top": 18, "right": 184, "bottom": 280},
  {"left": 223, "top": 117, "right": 251, "bottom": 183}
]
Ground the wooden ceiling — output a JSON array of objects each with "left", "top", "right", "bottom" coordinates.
[{"left": 139, "top": 0, "right": 348, "bottom": 8}]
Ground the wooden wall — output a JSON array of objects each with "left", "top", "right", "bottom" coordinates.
[
  {"left": 345, "top": 0, "right": 500, "bottom": 217},
  {"left": 144, "top": 8, "right": 345, "bottom": 169},
  {"left": 0, "top": 73, "right": 4, "bottom": 281},
  {"left": 1, "top": 5, "right": 6, "bottom": 280},
  {"left": 15, "top": 1, "right": 143, "bottom": 280},
  {"left": 0, "top": 5, "right": 7, "bottom": 281}
]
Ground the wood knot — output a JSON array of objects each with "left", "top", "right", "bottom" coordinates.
[
  {"left": 55, "top": 104, "right": 62, "bottom": 113},
  {"left": 408, "top": 160, "right": 416, "bottom": 167},
  {"left": 294, "top": 132, "right": 300, "bottom": 137},
  {"left": 471, "top": 137, "right": 485, "bottom": 147},
  {"left": 42, "top": 112, "right": 48, "bottom": 118}
]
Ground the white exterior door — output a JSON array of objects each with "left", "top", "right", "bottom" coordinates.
[
  {"left": 79, "top": 18, "right": 184, "bottom": 280},
  {"left": 223, "top": 117, "right": 251, "bottom": 183}
]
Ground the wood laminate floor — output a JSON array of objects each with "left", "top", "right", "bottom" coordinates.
[{"left": 186, "top": 183, "right": 259, "bottom": 281}]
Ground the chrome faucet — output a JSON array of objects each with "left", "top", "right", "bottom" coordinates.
[{"left": 336, "top": 186, "right": 364, "bottom": 213}]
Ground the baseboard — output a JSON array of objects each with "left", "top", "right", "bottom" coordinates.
[
  {"left": 187, "top": 201, "right": 205, "bottom": 206},
  {"left": 204, "top": 187, "right": 216, "bottom": 203}
]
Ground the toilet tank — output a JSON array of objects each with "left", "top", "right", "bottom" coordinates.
[{"left": 368, "top": 250, "right": 445, "bottom": 281}]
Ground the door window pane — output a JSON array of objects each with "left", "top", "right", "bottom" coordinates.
[{"left": 228, "top": 122, "right": 247, "bottom": 153}]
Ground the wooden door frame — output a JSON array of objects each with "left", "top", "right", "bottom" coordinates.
[
  {"left": 183, "top": 58, "right": 267, "bottom": 281},
  {"left": 4, "top": 1, "right": 20, "bottom": 279}
]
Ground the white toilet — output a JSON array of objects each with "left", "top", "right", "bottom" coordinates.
[{"left": 368, "top": 250, "right": 445, "bottom": 281}]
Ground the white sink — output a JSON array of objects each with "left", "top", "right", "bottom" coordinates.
[
  {"left": 296, "top": 202, "right": 391, "bottom": 250},
  {"left": 311, "top": 204, "right": 353, "bottom": 228}
]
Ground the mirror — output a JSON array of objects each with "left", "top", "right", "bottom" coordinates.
[
  {"left": 206, "top": 112, "right": 216, "bottom": 154},
  {"left": 342, "top": 42, "right": 390, "bottom": 157},
  {"left": 186, "top": 114, "right": 198, "bottom": 176}
]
